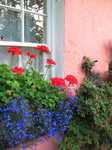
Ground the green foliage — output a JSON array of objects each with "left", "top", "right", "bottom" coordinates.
[
  {"left": 76, "top": 79, "right": 112, "bottom": 149},
  {"left": 109, "top": 60, "right": 112, "bottom": 77},
  {"left": 60, "top": 122, "right": 80, "bottom": 150},
  {"left": 0, "top": 64, "right": 65, "bottom": 110},
  {"left": 35, "top": 34, "right": 44, "bottom": 43},
  {"left": 60, "top": 79, "right": 112, "bottom": 150},
  {"left": 60, "top": 57, "right": 112, "bottom": 150},
  {"left": 82, "top": 56, "right": 98, "bottom": 76},
  {"left": 107, "top": 42, "right": 112, "bottom": 79}
]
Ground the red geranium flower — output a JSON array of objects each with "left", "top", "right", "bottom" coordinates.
[
  {"left": 26, "top": 51, "right": 38, "bottom": 59},
  {"left": 65, "top": 75, "right": 78, "bottom": 85},
  {"left": 26, "top": 51, "right": 32, "bottom": 57},
  {"left": 11, "top": 66, "right": 24, "bottom": 75},
  {"left": 50, "top": 77, "right": 66, "bottom": 87},
  {"left": 47, "top": 58, "right": 56, "bottom": 65},
  {"left": 8, "top": 47, "right": 22, "bottom": 56},
  {"left": 34, "top": 45, "right": 49, "bottom": 53},
  {"left": 30, "top": 53, "right": 38, "bottom": 59}
]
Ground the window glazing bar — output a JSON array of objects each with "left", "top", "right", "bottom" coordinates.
[
  {"left": 24, "top": 9, "right": 47, "bottom": 16},
  {"left": 21, "top": 0, "right": 24, "bottom": 42},
  {"left": 0, "top": 4, "right": 47, "bottom": 16},
  {"left": 0, "top": 4, "right": 21, "bottom": 12}
]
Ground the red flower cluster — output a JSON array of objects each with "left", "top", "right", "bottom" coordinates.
[
  {"left": 47, "top": 58, "right": 56, "bottom": 65},
  {"left": 34, "top": 45, "right": 49, "bottom": 53},
  {"left": 65, "top": 75, "right": 78, "bottom": 85},
  {"left": 26, "top": 51, "right": 38, "bottom": 59},
  {"left": 8, "top": 47, "right": 22, "bottom": 56},
  {"left": 50, "top": 77, "right": 65, "bottom": 87},
  {"left": 26, "top": 51, "right": 31, "bottom": 57},
  {"left": 11, "top": 66, "right": 24, "bottom": 75}
]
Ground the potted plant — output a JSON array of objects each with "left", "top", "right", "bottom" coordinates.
[{"left": 0, "top": 45, "right": 78, "bottom": 150}]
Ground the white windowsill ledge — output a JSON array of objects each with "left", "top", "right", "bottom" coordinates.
[{"left": 0, "top": 41, "right": 47, "bottom": 47}]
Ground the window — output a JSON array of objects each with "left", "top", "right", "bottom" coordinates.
[
  {"left": 0, "top": 0, "right": 48, "bottom": 74},
  {"left": 0, "top": 0, "right": 47, "bottom": 43},
  {"left": 0, "top": 0, "right": 64, "bottom": 76}
]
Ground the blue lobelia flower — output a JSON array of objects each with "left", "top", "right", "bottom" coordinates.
[{"left": 0, "top": 97, "right": 34, "bottom": 149}]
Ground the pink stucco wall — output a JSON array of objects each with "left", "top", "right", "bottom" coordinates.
[
  {"left": 8, "top": 138, "right": 58, "bottom": 150},
  {"left": 64, "top": 0, "right": 112, "bottom": 83}
]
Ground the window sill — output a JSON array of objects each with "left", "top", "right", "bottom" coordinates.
[{"left": 0, "top": 41, "right": 47, "bottom": 48}]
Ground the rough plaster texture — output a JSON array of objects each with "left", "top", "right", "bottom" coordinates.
[{"left": 64, "top": 0, "right": 112, "bottom": 83}]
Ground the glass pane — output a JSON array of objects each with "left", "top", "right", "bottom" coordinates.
[
  {"left": 24, "top": 0, "right": 47, "bottom": 12},
  {"left": 0, "top": 0, "right": 21, "bottom": 9},
  {"left": 21, "top": 47, "right": 43, "bottom": 72},
  {"left": 0, "top": 8, "right": 21, "bottom": 41},
  {"left": 0, "top": 46, "right": 18, "bottom": 66},
  {"left": 0, "top": 46, "right": 43, "bottom": 73},
  {"left": 0, "top": 0, "right": 5, "bottom": 5},
  {"left": 24, "top": 13, "right": 47, "bottom": 43}
]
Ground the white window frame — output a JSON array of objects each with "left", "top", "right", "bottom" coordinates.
[
  {"left": 47, "top": 0, "right": 64, "bottom": 77},
  {"left": 0, "top": 0, "right": 47, "bottom": 47}
]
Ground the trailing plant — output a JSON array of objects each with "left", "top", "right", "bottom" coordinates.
[
  {"left": 0, "top": 96, "right": 78, "bottom": 149},
  {"left": 109, "top": 60, "right": 112, "bottom": 76},
  {"left": 76, "top": 79, "right": 112, "bottom": 149},
  {"left": 108, "top": 46, "right": 112, "bottom": 79},
  {"left": 60, "top": 57, "right": 112, "bottom": 150},
  {"left": 105, "top": 41, "right": 112, "bottom": 81},
  {"left": 81, "top": 56, "right": 104, "bottom": 86},
  {"left": 81, "top": 56, "right": 98, "bottom": 76}
]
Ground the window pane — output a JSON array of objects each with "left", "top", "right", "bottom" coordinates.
[
  {"left": 0, "top": 8, "right": 21, "bottom": 41},
  {"left": 0, "top": 46, "right": 43, "bottom": 71},
  {"left": 0, "top": 0, "right": 47, "bottom": 43},
  {"left": 0, "top": 46, "right": 18, "bottom": 66},
  {"left": 24, "top": 13, "right": 47, "bottom": 43},
  {"left": 0, "top": 0, "right": 21, "bottom": 8},
  {"left": 0, "top": 0, "right": 5, "bottom": 5},
  {"left": 24, "top": 0, "right": 46, "bottom": 12},
  {"left": 20, "top": 47, "right": 44, "bottom": 72},
  {"left": 0, "top": 0, "right": 6, "bottom": 5}
]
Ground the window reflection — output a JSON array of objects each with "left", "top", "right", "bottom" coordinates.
[
  {"left": 24, "top": 0, "right": 45, "bottom": 12},
  {"left": 0, "top": 0, "right": 47, "bottom": 43},
  {"left": 24, "top": 13, "right": 46, "bottom": 43},
  {"left": 0, "top": 46, "right": 18, "bottom": 66},
  {"left": 0, "top": 8, "right": 21, "bottom": 41},
  {"left": 0, "top": 0, "right": 21, "bottom": 8}
]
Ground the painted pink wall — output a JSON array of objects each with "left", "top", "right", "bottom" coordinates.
[
  {"left": 8, "top": 138, "right": 58, "bottom": 150},
  {"left": 64, "top": 0, "right": 112, "bottom": 83}
]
